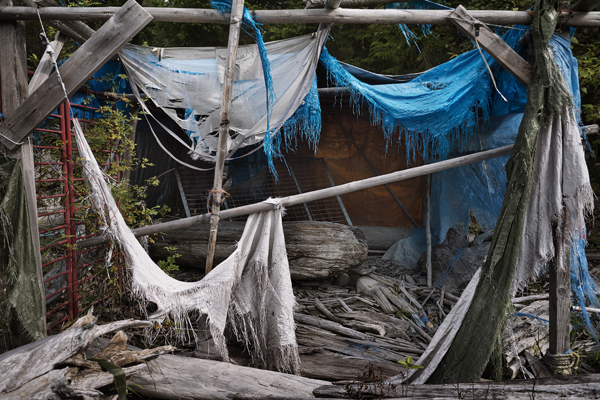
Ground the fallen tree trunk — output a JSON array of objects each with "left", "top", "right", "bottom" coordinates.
[
  {"left": 150, "top": 221, "right": 368, "bottom": 280},
  {"left": 130, "top": 354, "right": 330, "bottom": 400},
  {"left": 0, "top": 314, "right": 172, "bottom": 399},
  {"left": 312, "top": 374, "right": 600, "bottom": 399}
]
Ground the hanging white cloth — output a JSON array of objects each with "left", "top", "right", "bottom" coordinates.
[{"left": 74, "top": 118, "right": 300, "bottom": 373}]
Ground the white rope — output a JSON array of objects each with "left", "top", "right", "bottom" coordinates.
[{"left": 35, "top": 8, "right": 69, "bottom": 102}]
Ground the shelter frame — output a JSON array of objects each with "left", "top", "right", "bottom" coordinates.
[{"left": 1, "top": 0, "right": 599, "bottom": 371}]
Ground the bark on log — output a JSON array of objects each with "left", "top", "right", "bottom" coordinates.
[{"left": 150, "top": 221, "right": 368, "bottom": 281}]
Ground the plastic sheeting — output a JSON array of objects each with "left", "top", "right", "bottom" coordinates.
[
  {"left": 119, "top": 29, "right": 329, "bottom": 166},
  {"left": 0, "top": 159, "right": 45, "bottom": 347},
  {"left": 319, "top": 28, "right": 525, "bottom": 164}
]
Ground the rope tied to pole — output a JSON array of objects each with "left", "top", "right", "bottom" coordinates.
[
  {"left": 206, "top": 188, "right": 231, "bottom": 213},
  {"left": 544, "top": 351, "right": 580, "bottom": 375}
]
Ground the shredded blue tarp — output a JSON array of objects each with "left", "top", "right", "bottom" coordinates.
[
  {"left": 386, "top": 1, "right": 454, "bottom": 48},
  {"left": 319, "top": 27, "right": 525, "bottom": 164}
]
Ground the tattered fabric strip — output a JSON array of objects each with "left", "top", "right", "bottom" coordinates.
[{"left": 74, "top": 118, "right": 300, "bottom": 374}]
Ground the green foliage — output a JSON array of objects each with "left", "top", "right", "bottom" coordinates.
[{"left": 156, "top": 245, "right": 181, "bottom": 276}]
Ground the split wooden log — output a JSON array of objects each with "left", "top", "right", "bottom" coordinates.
[
  {"left": 356, "top": 276, "right": 416, "bottom": 314},
  {"left": 150, "top": 221, "right": 368, "bottom": 281},
  {"left": 0, "top": 313, "right": 172, "bottom": 399}
]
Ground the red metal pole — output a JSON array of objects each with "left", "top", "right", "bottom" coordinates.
[
  {"left": 65, "top": 101, "right": 79, "bottom": 316},
  {"left": 59, "top": 102, "right": 75, "bottom": 322}
]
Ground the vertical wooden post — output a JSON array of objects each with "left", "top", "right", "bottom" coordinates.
[
  {"left": 425, "top": 174, "right": 432, "bottom": 288},
  {"left": 205, "top": 0, "right": 246, "bottom": 274},
  {"left": 0, "top": 0, "right": 47, "bottom": 341},
  {"left": 549, "top": 220, "right": 571, "bottom": 355}
]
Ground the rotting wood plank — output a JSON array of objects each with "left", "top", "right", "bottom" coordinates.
[
  {"left": 1, "top": 7, "right": 599, "bottom": 27},
  {"left": 449, "top": 5, "right": 533, "bottom": 87},
  {"left": 205, "top": 0, "right": 245, "bottom": 274},
  {"left": 0, "top": 0, "right": 153, "bottom": 151},
  {"left": 77, "top": 144, "right": 514, "bottom": 248},
  {"left": 0, "top": 0, "right": 47, "bottom": 341}
]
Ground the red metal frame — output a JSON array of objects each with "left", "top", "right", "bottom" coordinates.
[{"left": 30, "top": 98, "right": 124, "bottom": 330}]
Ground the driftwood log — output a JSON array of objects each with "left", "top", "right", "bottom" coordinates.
[
  {"left": 0, "top": 313, "right": 172, "bottom": 399},
  {"left": 130, "top": 353, "right": 329, "bottom": 399},
  {"left": 150, "top": 221, "right": 368, "bottom": 280},
  {"left": 312, "top": 374, "right": 600, "bottom": 399}
]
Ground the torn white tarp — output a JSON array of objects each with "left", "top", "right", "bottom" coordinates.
[
  {"left": 119, "top": 29, "right": 328, "bottom": 163},
  {"left": 74, "top": 118, "right": 300, "bottom": 374}
]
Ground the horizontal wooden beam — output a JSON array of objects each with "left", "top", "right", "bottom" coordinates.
[
  {"left": 304, "top": 0, "right": 397, "bottom": 9},
  {"left": 77, "top": 144, "right": 513, "bottom": 248},
  {"left": 0, "top": 0, "right": 153, "bottom": 150},
  {"left": 0, "top": 7, "right": 599, "bottom": 26}
]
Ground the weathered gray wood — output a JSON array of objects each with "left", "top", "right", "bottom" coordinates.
[
  {"left": 78, "top": 145, "right": 514, "bottom": 248},
  {"left": 0, "top": 317, "right": 151, "bottom": 394},
  {"left": 150, "top": 221, "right": 368, "bottom": 280},
  {"left": 206, "top": 0, "right": 245, "bottom": 274},
  {"left": 29, "top": 32, "right": 66, "bottom": 94},
  {"left": 549, "top": 222, "right": 571, "bottom": 355},
  {"left": 296, "top": 312, "right": 370, "bottom": 340},
  {"left": 305, "top": 0, "right": 397, "bottom": 9},
  {"left": 313, "top": 374, "right": 600, "bottom": 399},
  {"left": 297, "top": 324, "right": 415, "bottom": 365},
  {"left": 1, "top": 6, "right": 600, "bottom": 27},
  {"left": 0, "top": 0, "right": 153, "bottom": 150},
  {"left": 582, "top": 124, "right": 599, "bottom": 136},
  {"left": 425, "top": 174, "right": 432, "bottom": 288},
  {"left": 36, "top": 0, "right": 97, "bottom": 43},
  {"left": 130, "top": 353, "right": 329, "bottom": 400},
  {"left": 449, "top": 5, "right": 533, "bottom": 87},
  {"left": 300, "top": 350, "right": 402, "bottom": 382},
  {"left": 512, "top": 293, "right": 549, "bottom": 304},
  {"left": 0, "top": 0, "right": 47, "bottom": 341}
]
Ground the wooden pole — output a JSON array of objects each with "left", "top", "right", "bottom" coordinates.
[
  {"left": 0, "top": 0, "right": 47, "bottom": 342},
  {"left": 449, "top": 5, "right": 533, "bottom": 87},
  {"left": 425, "top": 174, "right": 432, "bottom": 288},
  {"left": 205, "top": 0, "right": 245, "bottom": 275},
  {"left": 29, "top": 31, "right": 66, "bottom": 95},
  {"left": 0, "top": 7, "right": 599, "bottom": 27},
  {"left": 77, "top": 144, "right": 514, "bottom": 248},
  {"left": 0, "top": 0, "right": 153, "bottom": 151},
  {"left": 547, "top": 0, "right": 600, "bottom": 365}
]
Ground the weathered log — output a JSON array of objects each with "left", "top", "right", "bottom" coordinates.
[
  {"left": 0, "top": 317, "right": 151, "bottom": 394},
  {"left": 2, "top": 7, "right": 600, "bottom": 28},
  {"left": 150, "top": 221, "right": 368, "bottom": 281},
  {"left": 129, "top": 353, "right": 329, "bottom": 400},
  {"left": 313, "top": 374, "right": 600, "bottom": 399},
  {"left": 0, "top": 313, "right": 174, "bottom": 399}
]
